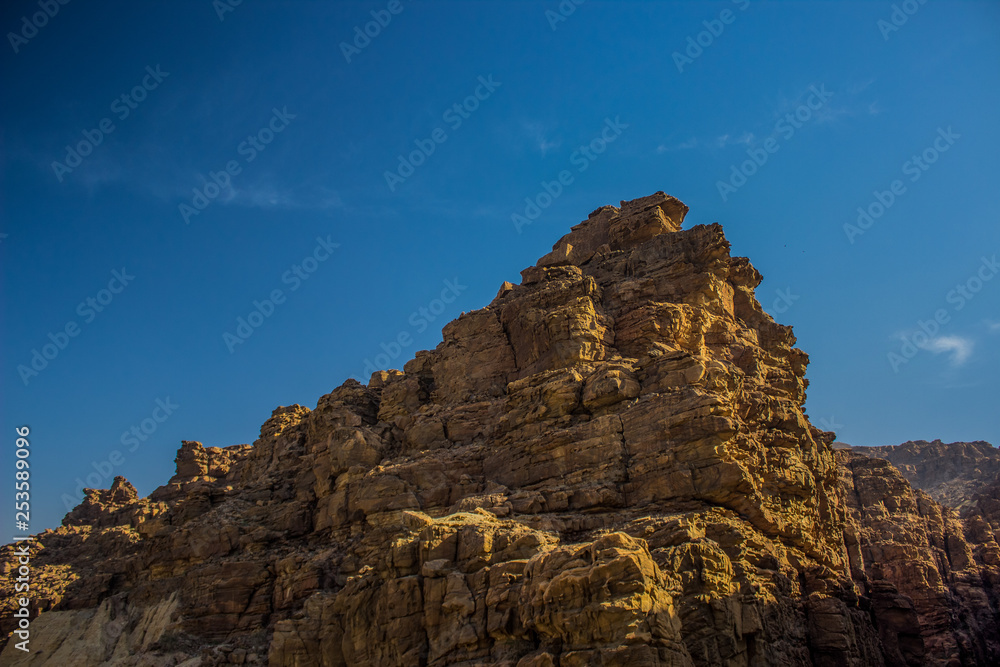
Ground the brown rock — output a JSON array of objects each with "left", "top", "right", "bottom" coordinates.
[
  {"left": 3, "top": 192, "right": 998, "bottom": 666},
  {"left": 854, "top": 439, "right": 1000, "bottom": 510}
]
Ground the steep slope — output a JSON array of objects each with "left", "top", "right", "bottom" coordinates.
[
  {"left": 854, "top": 440, "right": 1000, "bottom": 510},
  {"left": 2, "top": 192, "right": 998, "bottom": 666}
]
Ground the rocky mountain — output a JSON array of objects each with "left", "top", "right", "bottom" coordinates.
[
  {"left": 2, "top": 192, "right": 999, "bottom": 666},
  {"left": 853, "top": 440, "right": 1000, "bottom": 510}
]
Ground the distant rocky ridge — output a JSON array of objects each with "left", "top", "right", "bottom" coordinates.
[
  {"left": 853, "top": 440, "right": 1000, "bottom": 510},
  {"left": 2, "top": 193, "right": 999, "bottom": 666}
]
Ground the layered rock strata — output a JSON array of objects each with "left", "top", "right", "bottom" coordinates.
[
  {"left": 838, "top": 451, "right": 1000, "bottom": 666},
  {"left": 2, "top": 193, "right": 998, "bottom": 666},
  {"left": 855, "top": 440, "right": 1000, "bottom": 510}
]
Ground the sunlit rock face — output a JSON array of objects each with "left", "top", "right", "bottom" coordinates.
[{"left": 2, "top": 192, "right": 998, "bottom": 666}]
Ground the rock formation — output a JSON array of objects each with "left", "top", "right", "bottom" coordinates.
[
  {"left": 853, "top": 440, "right": 1000, "bottom": 510},
  {"left": 2, "top": 192, "right": 998, "bottom": 666},
  {"left": 838, "top": 451, "right": 1000, "bottom": 665}
]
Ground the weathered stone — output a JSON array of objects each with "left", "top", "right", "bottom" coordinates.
[{"left": 2, "top": 192, "right": 997, "bottom": 666}]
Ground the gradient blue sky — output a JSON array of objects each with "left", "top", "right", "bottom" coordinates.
[{"left": 3, "top": 1, "right": 999, "bottom": 533}]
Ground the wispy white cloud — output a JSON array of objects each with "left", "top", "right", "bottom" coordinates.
[
  {"left": 31, "top": 132, "right": 345, "bottom": 215},
  {"left": 219, "top": 182, "right": 343, "bottom": 211},
  {"left": 986, "top": 320, "right": 1000, "bottom": 334},
  {"left": 713, "top": 133, "right": 755, "bottom": 148},
  {"left": 77, "top": 162, "right": 128, "bottom": 194},
  {"left": 810, "top": 104, "right": 853, "bottom": 124},
  {"left": 846, "top": 77, "right": 876, "bottom": 95},
  {"left": 657, "top": 137, "right": 698, "bottom": 153},
  {"left": 522, "top": 121, "right": 561, "bottom": 156},
  {"left": 918, "top": 335, "right": 974, "bottom": 366},
  {"left": 769, "top": 82, "right": 878, "bottom": 126},
  {"left": 539, "top": 139, "right": 561, "bottom": 156},
  {"left": 657, "top": 132, "right": 753, "bottom": 154}
]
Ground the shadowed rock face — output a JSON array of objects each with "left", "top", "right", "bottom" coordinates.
[
  {"left": 838, "top": 452, "right": 1000, "bottom": 666},
  {"left": 854, "top": 440, "right": 1000, "bottom": 511},
  {"left": 1, "top": 192, "right": 998, "bottom": 666}
]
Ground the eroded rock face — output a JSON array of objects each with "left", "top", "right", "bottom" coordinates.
[
  {"left": 854, "top": 440, "right": 1000, "bottom": 511},
  {"left": 2, "top": 192, "right": 998, "bottom": 666},
  {"left": 838, "top": 451, "right": 1000, "bottom": 666}
]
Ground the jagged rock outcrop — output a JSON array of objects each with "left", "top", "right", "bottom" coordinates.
[
  {"left": 838, "top": 451, "right": 1000, "bottom": 666},
  {"left": 2, "top": 192, "right": 998, "bottom": 666},
  {"left": 853, "top": 440, "right": 1000, "bottom": 510}
]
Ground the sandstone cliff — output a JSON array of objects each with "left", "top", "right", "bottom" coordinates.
[{"left": 2, "top": 193, "right": 998, "bottom": 666}]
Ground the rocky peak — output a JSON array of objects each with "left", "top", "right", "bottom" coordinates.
[
  {"left": 2, "top": 192, "right": 998, "bottom": 666},
  {"left": 534, "top": 191, "right": 688, "bottom": 268},
  {"left": 61, "top": 476, "right": 140, "bottom": 528}
]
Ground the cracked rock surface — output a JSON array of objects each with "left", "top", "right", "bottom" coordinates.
[{"left": 2, "top": 192, "right": 998, "bottom": 666}]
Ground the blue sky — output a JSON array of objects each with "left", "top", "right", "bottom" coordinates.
[{"left": 2, "top": 0, "right": 998, "bottom": 532}]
